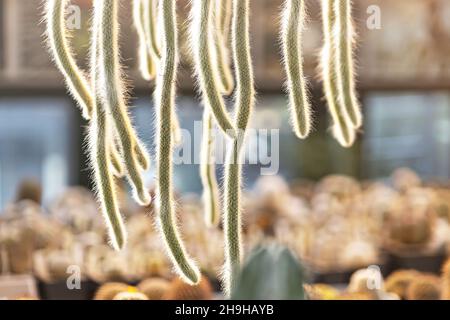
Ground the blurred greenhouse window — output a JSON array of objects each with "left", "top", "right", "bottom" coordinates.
[
  {"left": 362, "top": 92, "right": 450, "bottom": 180},
  {"left": 131, "top": 94, "right": 362, "bottom": 194},
  {"left": 0, "top": 92, "right": 448, "bottom": 207},
  {"left": 0, "top": 97, "right": 77, "bottom": 208}
]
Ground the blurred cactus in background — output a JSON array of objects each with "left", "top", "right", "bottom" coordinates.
[
  {"left": 94, "top": 282, "right": 133, "bottom": 300},
  {"left": 163, "top": 275, "right": 214, "bottom": 300},
  {"left": 137, "top": 278, "right": 171, "bottom": 300},
  {"left": 406, "top": 274, "right": 442, "bottom": 300},
  {"left": 231, "top": 244, "right": 306, "bottom": 300},
  {"left": 441, "top": 258, "right": 450, "bottom": 300},
  {"left": 113, "top": 291, "right": 149, "bottom": 300},
  {"left": 15, "top": 179, "right": 42, "bottom": 205},
  {"left": 385, "top": 270, "right": 420, "bottom": 300}
]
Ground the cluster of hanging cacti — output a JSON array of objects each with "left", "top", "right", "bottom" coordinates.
[
  {"left": 320, "top": 0, "right": 362, "bottom": 145},
  {"left": 45, "top": 0, "right": 362, "bottom": 295}
]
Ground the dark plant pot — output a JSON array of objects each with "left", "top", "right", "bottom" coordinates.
[
  {"left": 312, "top": 269, "right": 355, "bottom": 285},
  {"left": 385, "top": 246, "right": 447, "bottom": 275},
  {"left": 37, "top": 279, "right": 99, "bottom": 300}
]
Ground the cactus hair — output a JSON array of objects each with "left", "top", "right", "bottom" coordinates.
[
  {"left": 281, "top": 0, "right": 312, "bottom": 139},
  {"left": 320, "top": 0, "right": 355, "bottom": 147},
  {"left": 98, "top": 0, "right": 151, "bottom": 206},
  {"left": 133, "top": 0, "right": 156, "bottom": 81},
  {"left": 223, "top": 0, "right": 256, "bottom": 296},
  {"left": 154, "top": 0, "right": 200, "bottom": 285},
  {"left": 190, "top": 0, "right": 236, "bottom": 139},
  {"left": 89, "top": 1, "right": 126, "bottom": 250},
  {"left": 334, "top": 0, "right": 363, "bottom": 129},
  {"left": 45, "top": 0, "right": 93, "bottom": 120},
  {"left": 200, "top": 108, "right": 221, "bottom": 227}
]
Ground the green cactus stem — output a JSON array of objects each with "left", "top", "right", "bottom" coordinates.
[
  {"left": 89, "top": 1, "right": 126, "bottom": 250},
  {"left": 223, "top": 0, "right": 255, "bottom": 296},
  {"left": 335, "top": 0, "right": 362, "bottom": 128},
  {"left": 191, "top": 0, "right": 236, "bottom": 139},
  {"left": 143, "top": 0, "right": 162, "bottom": 60},
  {"left": 200, "top": 108, "right": 221, "bottom": 227},
  {"left": 154, "top": 0, "right": 200, "bottom": 285},
  {"left": 45, "top": 0, "right": 125, "bottom": 175},
  {"left": 213, "top": 0, "right": 234, "bottom": 95},
  {"left": 133, "top": 0, "right": 156, "bottom": 81},
  {"left": 99, "top": 0, "right": 151, "bottom": 206},
  {"left": 281, "top": 0, "right": 312, "bottom": 139},
  {"left": 45, "top": 0, "right": 93, "bottom": 119},
  {"left": 320, "top": 0, "right": 355, "bottom": 147}
]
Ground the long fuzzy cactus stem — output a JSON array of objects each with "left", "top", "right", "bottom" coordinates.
[
  {"left": 143, "top": 0, "right": 162, "bottom": 60},
  {"left": 155, "top": 0, "right": 200, "bottom": 285},
  {"left": 214, "top": 0, "right": 234, "bottom": 95},
  {"left": 45, "top": 0, "right": 93, "bottom": 119},
  {"left": 91, "top": 107, "right": 127, "bottom": 250},
  {"left": 45, "top": 0, "right": 124, "bottom": 174},
  {"left": 141, "top": 0, "right": 180, "bottom": 143},
  {"left": 335, "top": 0, "right": 362, "bottom": 128},
  {"left": 191, "top": 0, "right": 236, "bottom": 139},
  {"left": 109, "top": 140, "right": 125, "bottom": 177},
  {"left": 133, "top": 0, "right": 156, "bottom": 81},
  {"left": 99, "top": 0, "right": 151, "bottom": 206},
  {"left": 218, "top": 0, "right": 232, "bottom": 40},
  {"left": 320, "top": 0, "right": 355, "bottom": 147},
  {"left": 281, "top": 0, "right": 312, "bottom": 139},
  {"left": 90, "top": 2, "right": 126, "bottom": 250},
  {"left": 200, "top": 109, "right": 221, "bottom": 227},
  {"left": 223, "top": 0, "right": 255, "bottom": 296}
]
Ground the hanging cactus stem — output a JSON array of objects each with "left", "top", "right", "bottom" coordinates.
[
  {"left": 223, "top": 0, "right": 255, "bottom": 297},
  {"left": 335, "top": 0, "right": 363, "bottom": 129},
  {"left": 191, "top": 0, "right": 236, "bottom": 139},
  {"left": 45, "top": 0, "right": 127, "bottom": 175},
  {"left": 143, "top": 0, "right": 162, "bottom": 60},
  {"left": 200, "top": 108, "right": 221, "bottom": 227},
  {"left": 133, "top": 0, "right": 156, "bottom": 81},
  {"left": 139, "top": 0, "right": 181, "bottom": 144},
  {"left": 218, "top": 0, "right": 232, "bottom": 41},
  {"left": 99, "top": 0, "right": 151, "bottom": 206},
  {"left": 213, "top": 0, "right": 234, "bottom": 95},
  {"left": 109, "top": 140, "right": 125, "bottom": 178},
  {"left": 281, "top": 0, "right": 312, "bottom": 139},
  {"left": 91, "top": 106, "right": 127, "bottom": 251},
  {"left": 45, "top": 0, "right": 93, "bottom": 119},
  {"left": 320, "top": 0, "right": 355, "bottom": 147},
  {"left": 90, "top": 1, "right": 126, "bottom": 250},
  {"left": 155, "top": 0, "right": 200, "bottom": 285}
]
